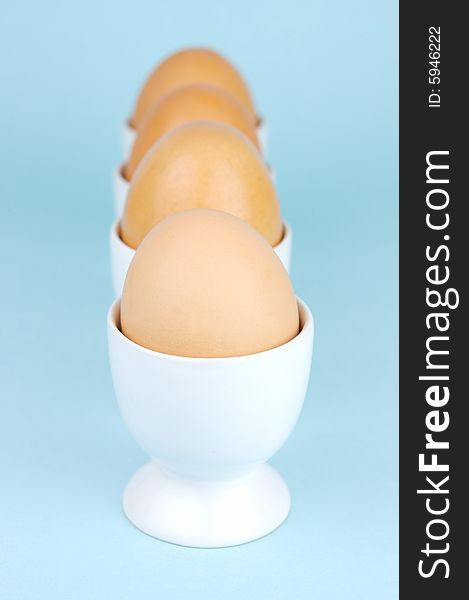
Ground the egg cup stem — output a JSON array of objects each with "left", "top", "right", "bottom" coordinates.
[{"left": 123, "top": 460, "right": 290, "bottom": 548}]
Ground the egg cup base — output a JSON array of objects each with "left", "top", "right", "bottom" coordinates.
[{"left": 123, "top": 459, "right": 290, "bottom": 548}]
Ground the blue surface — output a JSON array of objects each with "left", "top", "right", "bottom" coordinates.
[{"left": 0, "top": 1, "right": 398, "bottom": 598}]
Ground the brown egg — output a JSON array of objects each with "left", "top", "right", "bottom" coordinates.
[
  {"left": 131, "top": 48, "right": 256, "bottom": 128},
  {"left": 124, "top": 84, "right": 260, "bottom": 180},
  {"left": 121, "top": 209, "right": 299, "bottom": 358},
  {"left": 121, "top": 122, "right": 283, "bottom": 249}
]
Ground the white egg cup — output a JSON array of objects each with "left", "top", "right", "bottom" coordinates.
[
  {"left": 121, "top": 119, "right": 137, "bottom": 159},
  {"left": 110, "top": 219, "right": 292, "bottom": 297},
  {"left": 120, "top": 116, "right": 269, "bottom": 161},
  {"left": 256, "top": 116, "right": 268, "bottom": 157},
  {"left": 107, "top": 298, "right": 313, "bottom": 548},
  {"left": 112, "top": 164, "right": 129, "bottom": 217}
]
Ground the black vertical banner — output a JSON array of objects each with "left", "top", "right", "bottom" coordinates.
[{"left": 400, "top": 3, "right": 466, "bottom": 598}]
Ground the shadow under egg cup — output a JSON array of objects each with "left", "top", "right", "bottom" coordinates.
[
  {"left": 107, "top": 298, "right": 313, "bottom": 548},
  {"left": 120, "top": 116, "right": 269, "bottom": 161},
  {"left": 110, "top": 219, "right": 292, "bottom": 297}
]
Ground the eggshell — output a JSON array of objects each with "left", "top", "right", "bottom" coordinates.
[
  {"left": 121, "top": 122, "right": 283, "bottom": 249},
  {"left": 121, "top": 209, "right": 299, "bottom": 358},
  {"left": 131, "top": 48, "right": 255, "bottom": 128},
  {"left": 124, "top": 84, "right": 259, "bottom": 180}
]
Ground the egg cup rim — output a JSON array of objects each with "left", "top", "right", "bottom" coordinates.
[
  {"left": 108, "top": 297, "right": 313, "bottom": 365},
  {"left": 125, "top": 114, "right": 264, "bottom": 131}
]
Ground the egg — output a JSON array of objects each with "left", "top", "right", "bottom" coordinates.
[
  {"left": 124, "top": 84, "right": 259, "bottom": 180},
  {"left": 121, "top": 209, "right": 299, "bottom": 358},
  {"left": 131, "top": 48, "right": 256, "bottom": 128},
  {"left": 121, "top": 122, "right": 283, "bottom": 249}
]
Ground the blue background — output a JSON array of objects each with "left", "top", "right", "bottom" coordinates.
[{"left": 0, "top": 1, "right": 397, "bottom": 598}]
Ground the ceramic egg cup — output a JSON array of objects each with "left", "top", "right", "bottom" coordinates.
[
  {"left": 108, "top": 298, "right": 313, "bottom": 548},
  {"left": 120, "top": 116, "right": 269, "bottom": 161},
  {"left": 110, "top": 219, "right": 292, "bottom": 297},
  {"left": 256, "top": 117, "right": 268, "bottom": 156},
  {"left": 112, "top": 164, "right": 128, "bottom": 217},
  {"left": 121, "top": 119, "right": 137, "bottom": 158}
]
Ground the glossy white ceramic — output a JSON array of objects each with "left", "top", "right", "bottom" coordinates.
[
  {"left": 112, "top": 164, "right": 129, "bottom": 218},
  {"left": 121, "top": 119, "right": 137, "bottom": 158},
  {"left": 107, "top": 297, "right": 313, "bottom": 547}
]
